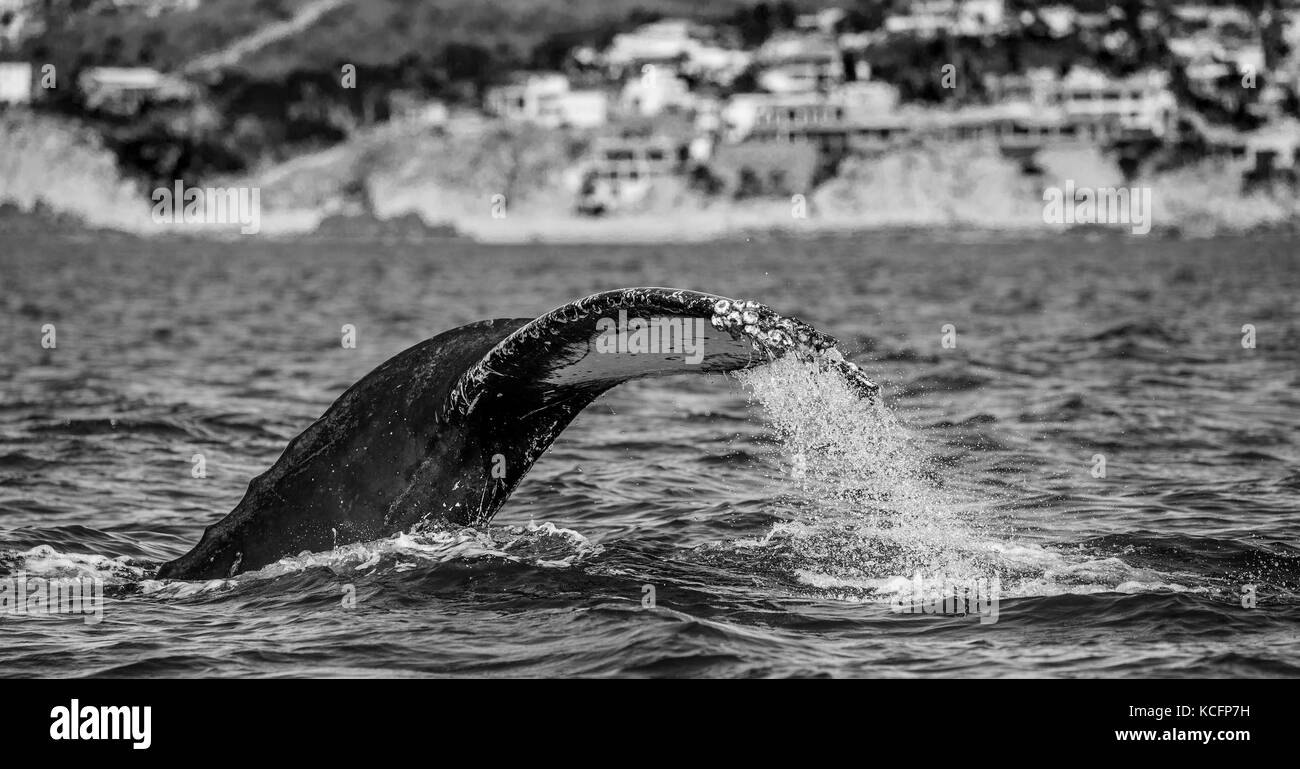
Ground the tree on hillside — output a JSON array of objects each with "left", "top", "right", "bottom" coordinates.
[
  {"left": 443, "top": 42, "right": 495, "bottom": 101},
  {"left": 733, "top": 3, "right": 774, "bottom": 48}
]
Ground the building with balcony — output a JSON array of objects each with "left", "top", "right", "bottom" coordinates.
[
  {"left": 485, "top": 73, "right": 608, "bottom": 128},
  {"left": 755, "top": 32, "right": 844, "bottom": 93},
  {"left": 576, "top": 135, "right": 680, "bottom": 214}
]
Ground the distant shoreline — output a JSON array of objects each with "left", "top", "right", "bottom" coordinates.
[
  {"left": 4, "top": 112, "right": 1299, "bottom": 245},
  {"left": 4, "top": 202, "right": 1296, "bottom": 246}
]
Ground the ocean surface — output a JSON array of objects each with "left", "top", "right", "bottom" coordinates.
[{"left": 1, "top": 231, "right": 1297, "bottom": 678}]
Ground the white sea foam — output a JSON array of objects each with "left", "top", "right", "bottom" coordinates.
[
  {"left": 158, "top": 522, "right": 600, "bottom": 590},
  {"left": 0, "top": 544, "right": 149, "bottom": 583},
  {"left": 2, "top": 522, "right": 602, "bottom": 599}
]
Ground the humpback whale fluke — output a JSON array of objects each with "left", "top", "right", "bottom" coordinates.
[{"left": 157, "top": 288, "right": 878, "bottom": 580}]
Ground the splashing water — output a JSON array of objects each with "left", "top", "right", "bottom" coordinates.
[
  {"left": 732, "top": 356, "right": 1182, "bottom": 601},
  {"left": 737, "top": 354, "right": 942, "bottom": 513}
]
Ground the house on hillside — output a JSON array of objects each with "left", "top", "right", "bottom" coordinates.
[
  {"left": 754, "top": 32, "right": 844, "bottom": 94},
  {"left": 0, "top": 60, "right": 32, "bottom": 105},
  {"left": 1242, "top": 120, "right": 1300, "bottom": 190},
  {"left": 1053, "top": 68, "right": 1177, "bottom": 138},
  {"left": 990, "top": 67, "right": 1177, "bottom": 139},
  {"left": 575, "top": 134, "right": 681, "bottom": 215},
  {"left": 723, "top": 93, "right": 813, "bottom": 142},
  {"left": 620, "top": 65, "right": 693, "bottom": 117},
  {"left": 605, "top": 19, "right": 703, "bottom": 72},
  {"left": 886, "top": 0, "right": 953, "bottom": 37},
  {"left": 1173, "top": 5, "right": 1255, "bottom": 35},
  {"left": 885, "top": 0, "right": 1006, "bottom": 38},
  {"left": 603, "top": 19, "right": 750, "bottom": 86},
  {"left": 78, "top": 67, "right": 198, "bottom": 116},
  {"left": 983, "top": 68, "right": 1063, "bottom": 108},
  {"left": 722, "top": 82, "right": 901, "bottom": 145},
  {"left": 485, "top": 73, "right": 608, "bottom": 128},
  {"left": 1035, "top": 5, "right": 1078, "bottom": 38},
  {"left": 485, "top": 73, "right": 568, "bottom": 122},
  {"left": 834, "top": 81, "right": 901, "bottom": 121},
  {"left": 956, "top": 0, "right": 1006, "bottom": 35}
]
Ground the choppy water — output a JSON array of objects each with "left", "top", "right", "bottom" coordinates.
[{"left": 1, "top": 232, "right": 1298, "bottom": 677}]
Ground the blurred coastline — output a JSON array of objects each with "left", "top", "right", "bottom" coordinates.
[{"left": 2, "top": 0, "right": 1299, "bottom": 241}]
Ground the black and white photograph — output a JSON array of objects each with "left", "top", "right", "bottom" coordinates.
[{"left": 0, "top": 0, "right": 1295, "bottom": 743}]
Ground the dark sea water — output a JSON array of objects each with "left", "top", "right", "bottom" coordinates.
[{"left": 1, "top": 231, "right": 1298, "bottom": 677}]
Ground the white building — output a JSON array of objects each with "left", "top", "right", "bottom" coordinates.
[
  {"left": 957, "top": 0, "right": 1005, "bottom": 35},
  {"left": 485, "top": 73, "right": 608, "bottom": 128},
  {"left": 886, "top": 0, "right": 1005, "bottom": 37},
  {"left": 986, "top": 67, "right": 1177, "bottom": 137},
  {"left": 1244, "top": 120, "right": 1300, "bottom": 172},
  {"left": 576, "top": 135, "right": 678, "bottom": 214},
  {"left": 1036, "top": 5, "right": 1077, "bottom": 38},
  {"left": 620, "top": 66, "right": 692, "bottom": 116},
  {"left": 723, "top": 82, "right": 902, "bottom": 143},
  {"left": 0, "top": 61, "right": 32, "bottom": 104},
  {"left": 834, "top": 81, "right": 901, "bottom": 120},
  {"left": 546, "top": 90, "right": 608, "bottom": 128},
  {"left": 886, "top": 1, "right": 953, "bottom": 36},
  {"left": 984, "top": 67, "right": 1062, "bottom": 107},
  {"left": 723, "top": 92, "right": 850, "bottom": 142},
  {"left": 78, "top": 67, "right": 197, "bottom": 114},
  {"left": 681, "top": 45, "right": 752, "bottom": 85},
  {"left": 755, "top": 32, "right": 843, "bottom": 93},
  {"left": 604, "top": 19, "right": 750, "bottom": 85},
  {"left": 1168, "top": 34, "right": 1224, "bottom": 63},
  {"left": 1053, "top": 68, "right": 1177, "bottom": 137},
  {"left": 605, "top": 20, "right": 703, "bottom": 68},
  {"left": 485, "top": 73, "right": 570, "bottom": 122},
  {"left": 1172, "top": 5, "right": 1254, "bottom": 33}
]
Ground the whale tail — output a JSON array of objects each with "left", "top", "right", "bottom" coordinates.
[{"left": 156, "top": 288, "right": 877, "bottom": 580}]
